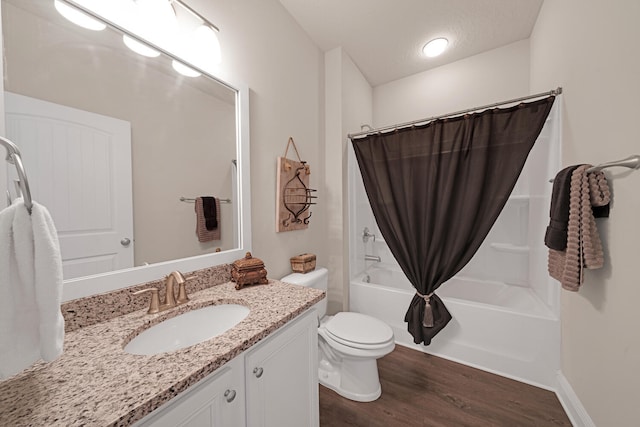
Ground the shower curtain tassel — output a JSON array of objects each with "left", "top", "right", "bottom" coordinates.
[{"left": 417, "top": 291, "right": 435, "bottom": 328}]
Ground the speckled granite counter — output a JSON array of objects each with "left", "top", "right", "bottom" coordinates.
[{"left": 0, "top": 279, "right": 324, "bottom": 426}]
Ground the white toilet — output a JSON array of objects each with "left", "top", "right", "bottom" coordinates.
[{"left": 281, "top": 267, "right": 395, "bottom": 402}]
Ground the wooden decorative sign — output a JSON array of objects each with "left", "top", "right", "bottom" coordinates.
[{"left": 276, "top": 137, "right": 317, "bottom": 232}]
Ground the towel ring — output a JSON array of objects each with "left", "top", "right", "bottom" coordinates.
[{"left": 1, "top": 136, "right": 32, "bottom": 214}]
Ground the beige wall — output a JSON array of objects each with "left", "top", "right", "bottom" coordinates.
[
  {"left": 530, "top": 1, "right": 640, "bottom": 425},
  {"left": 190, "top": 0, "right": 326, "bottom": 280}
]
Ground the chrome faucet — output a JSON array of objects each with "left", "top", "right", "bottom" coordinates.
[
  {"left": 364, "top": 254, "right": 381, "bottom": 262},
  {"left": 133, "top": 270, "right": 196, "bottom": 314},
  {"left": 362, "top": 227, "right": 376, "bottom": 243}
]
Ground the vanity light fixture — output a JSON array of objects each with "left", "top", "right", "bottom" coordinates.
[
  {"left": 172, "top": 0, "right": 222, "bottom": 68},
  {"left": 422, "top": 37, "right": 448, "bottom": 58},
  {"left": 54, "top": 0, "right": 222, "bottom": 76},
  {"left": 54, "top": 0, "right": 106, "bottom": 31}
]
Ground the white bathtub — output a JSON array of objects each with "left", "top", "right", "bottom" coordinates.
[{"left": 350, "top": 264, "right": 560, "bottom": 389}]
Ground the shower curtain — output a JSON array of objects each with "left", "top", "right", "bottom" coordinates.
[{"left": 351, "top": 96, "right": 555, "bottom": 345}]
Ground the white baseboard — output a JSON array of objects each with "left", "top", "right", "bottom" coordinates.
[{"left": 555, "top": 371, "right": 596, "bottom": 427}]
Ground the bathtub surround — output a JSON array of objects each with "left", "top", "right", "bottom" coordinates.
[
  {"left": 350, "top": 265, "right": 560, "bottom": 388},
  {"left": 351, "top": 96, "right": 555, "bottom": 345}
]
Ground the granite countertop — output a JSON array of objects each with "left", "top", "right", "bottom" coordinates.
[{"left": 0, "top": 279, "right": 324, "bottom": 426}]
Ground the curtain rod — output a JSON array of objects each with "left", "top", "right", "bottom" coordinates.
[{"left": 348, "top": 87, "right": 563, "bottom": 139}]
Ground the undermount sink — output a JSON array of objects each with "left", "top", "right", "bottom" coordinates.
[{"left": 124, "top": 304, "right": 250, "bottom": 356}]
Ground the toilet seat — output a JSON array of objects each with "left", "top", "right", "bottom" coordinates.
[{"left": 323, "top": 312, "right": 394, "bottom": 350}]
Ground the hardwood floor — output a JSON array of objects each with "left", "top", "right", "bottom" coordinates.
[{"left": 319, "top": 345, "right": 572, "bottom": 427}]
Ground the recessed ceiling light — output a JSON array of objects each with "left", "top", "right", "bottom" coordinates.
[{"left": 422, "top": 38, "right": 448, "bottom": 58}]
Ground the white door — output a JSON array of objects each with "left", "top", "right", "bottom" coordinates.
[{"left": 4, "top": 92, "right": 133, "bottom": 280}]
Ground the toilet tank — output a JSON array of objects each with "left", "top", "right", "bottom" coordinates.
[{"left": 281, "top": 267, "right": 328, "bottom": 318}]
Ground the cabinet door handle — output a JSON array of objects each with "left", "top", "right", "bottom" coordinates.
[
  {"left": 224, "top": 389, "right": 236, "bottom": 403},
  {"left": 253, "top": 367, "right": 264, "bottom": 378}
]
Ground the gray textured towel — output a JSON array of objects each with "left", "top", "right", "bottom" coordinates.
[{"left": 195, "top": 197, "right": 220, "bottom": 242}]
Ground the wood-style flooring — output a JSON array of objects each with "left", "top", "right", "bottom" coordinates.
[{"left": 319, "top": 345, "right": 572, "bottom": 427}]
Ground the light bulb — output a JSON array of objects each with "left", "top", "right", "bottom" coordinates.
[
  {"left": 422, "top": 38, "right": 448, "bottom": 58},
  {"left": 122, "top": 0, "right": 177, "bottom": 57},
  {"left": 175, "top": 24, "right": 221, "bottom": 72},
  {"left": 123, "top": 34, "right": 160, "bottom": 57},
  {"left": 192, "top": 25, "right": 221, "bottom": 66},
  {"left": 135, "top": 0, "right": 177, "bottom": 41},
  {"left": 54, "top": 0, "right": 106, "bottom": 31},
  {"left": 172, "top": 60, "right": 201, "bottom": 77}
]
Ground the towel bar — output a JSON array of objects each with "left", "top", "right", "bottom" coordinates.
[
  {"left": 180, "top": 197, "right": 231, "bottom": 204},
  {"left": 549, "top": 154, "right": 640, "bottom": 182},
  {"left": 586, "top": 154, "right": 640, "bottom": 173}
]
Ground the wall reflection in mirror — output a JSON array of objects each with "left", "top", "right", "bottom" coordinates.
[{"left": 2, "top": 0, "right": 240, "bottom": 280}]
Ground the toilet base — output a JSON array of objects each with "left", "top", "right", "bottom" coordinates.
[{"left": 318, "top": 357, "right": 382, "bottom": 402}]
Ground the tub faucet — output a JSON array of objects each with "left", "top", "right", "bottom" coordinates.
[
  {"left": 362, "top": 227, "right": 376, "bottom": 243},
  {"left": 364, "top": 254, "right": 381, "bottom": 262}
]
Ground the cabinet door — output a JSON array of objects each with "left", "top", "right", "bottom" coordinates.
[
  {"left": 245, "top": 309, "right": 318, "bottom": 427},
  {"left": 134, "top": 356, "right": 245, "bottom": 427}
]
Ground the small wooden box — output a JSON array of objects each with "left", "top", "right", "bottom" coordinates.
[
  {"left": 290, "top": 253, "right": 316, "bottom": 274},
  {"left": 231, "top": 252, "right": 269, "bottom": 290}
]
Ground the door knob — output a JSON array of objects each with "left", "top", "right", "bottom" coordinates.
[
  {"left": 120, "top": 237, "right": 131, "bottom": 246},
  {"left": 224, "top": 389, "right": 236, "bottom": 403}
]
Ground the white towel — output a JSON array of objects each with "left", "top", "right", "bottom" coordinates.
[{"left": 0, "top": 199, "right": 64, "bottom": 379}]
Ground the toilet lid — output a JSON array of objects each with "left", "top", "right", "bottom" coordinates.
[{"left": 324, "top": 312, "right": 393, "bottom": 346}]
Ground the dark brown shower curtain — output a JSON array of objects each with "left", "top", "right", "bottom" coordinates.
[{"left": 352, "top": 96, "right": 555, "bottom": 345}]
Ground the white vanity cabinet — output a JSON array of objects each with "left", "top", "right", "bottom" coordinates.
[
  {"left": 134, "top": 355, "right": 245, "bottom": 427},
  {"left": 134, "top": 308, "right": 318, "bottom": 427},
  {"left": 245, "top": 308, "right": 319, "bottom": 427}
]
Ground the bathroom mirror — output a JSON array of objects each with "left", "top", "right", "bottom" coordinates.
[{"left": 0, "top": 0, "right": 251, "bottom": 299}]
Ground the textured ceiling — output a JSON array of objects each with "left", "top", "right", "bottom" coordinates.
[{"left": 279, "top": 0, "right": 544, "bottom": 86}]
